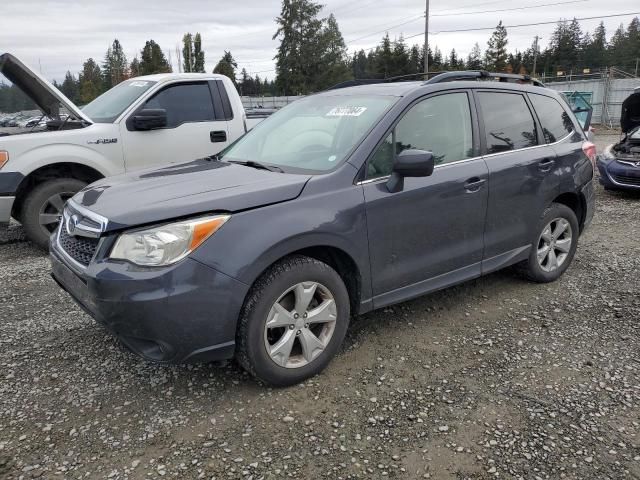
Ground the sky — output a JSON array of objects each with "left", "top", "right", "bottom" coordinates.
[{"left": 1, "top": 0, "right": 638, "bottom": 82}]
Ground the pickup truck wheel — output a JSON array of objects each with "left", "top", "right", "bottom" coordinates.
[
  {"left": 236, "top": 255, "right": 350, "bottom": 387},
  {"left": 518, "top": 202, "right": 579, "bottom": 283},
  {"left": 22, "top": 178, "right": 87, "bottom": 251}
]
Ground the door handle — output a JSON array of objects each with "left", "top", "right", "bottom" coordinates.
[
  {"left": 464, "top": 177, "right": 486, "bottom": 192},
  {"left": 210, "top": 130, "right": 227, "bottom": 143},
  {"left": 538, "top": 158, "right": 555, "bottom": 172}
]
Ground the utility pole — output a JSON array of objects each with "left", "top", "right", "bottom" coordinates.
[
  {"left": 635, "top": 57, "right": 639, "bottom": 77},
  {"left": 532, "top": 36, "right": 540, "bottom": 78},
  {"left": 424, "top": 0, "right": 430, "bottom": 76}
]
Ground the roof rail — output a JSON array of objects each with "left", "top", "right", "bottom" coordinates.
[
  {"left": 327, "top": 70, "right": 545, "bottom": 91},
  {"left": 423, "top": 70, "right": 546, "bottom": 87}
]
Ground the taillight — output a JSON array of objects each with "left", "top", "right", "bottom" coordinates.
[
  {"left": 0, "top": 151, "right": 8, "bottom": 169},
  {"left": 582, "top": 141, "right": 596, "bottom": 170}
]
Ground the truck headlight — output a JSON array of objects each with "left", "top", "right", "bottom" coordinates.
[{"left": 110, "top": 214, "right": 230, "bottom": 266}]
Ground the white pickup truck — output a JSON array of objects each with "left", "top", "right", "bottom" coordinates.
[{"left": 0, "top": 53, "right": 265, "bottom": 249}]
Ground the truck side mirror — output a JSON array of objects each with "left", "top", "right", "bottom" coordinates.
[
  {"left": 132, "top": 109, "right": 168, "bottom": 130},
  {"left": 387, "top": 149, "right": 434, "bottom": 193}
]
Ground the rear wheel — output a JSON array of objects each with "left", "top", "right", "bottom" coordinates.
[
  {"left": 21, "top": 178, "right": 87, "bottom": 251},
  {"left": 519, "top": 202, "right": 579, "bottom": 283},
  {"left": 236, "top": 255, "right": 350, "bottom": 387}
]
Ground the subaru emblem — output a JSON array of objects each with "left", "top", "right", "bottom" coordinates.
[{"left": 66, "top": 214, "right": 81, "bottom": 236}]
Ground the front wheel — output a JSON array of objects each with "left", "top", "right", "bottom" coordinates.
[
  {"left": 21, "top": 178, "right": 87, "bottom": 251},
  {"left": 518, "top": 202, "right": 579, "bottom": 283},
  {"left": 236, "top": 255, "right": 350, "bottom": 387}
]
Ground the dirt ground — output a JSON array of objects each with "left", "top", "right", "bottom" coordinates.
[{"left": 0, "top": 132, "right": 639, "bottom": 479}]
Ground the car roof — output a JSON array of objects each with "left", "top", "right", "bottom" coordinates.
[
  {"left": 319, "top": 76, "right": 556, "bottom": 99},
  {"left": 130, "top": 73, "right": 230, "bottom": 83}
]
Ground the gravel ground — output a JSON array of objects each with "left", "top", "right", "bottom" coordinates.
[{"left": 1, "top": 133, "right": 639, "bottom": 480}]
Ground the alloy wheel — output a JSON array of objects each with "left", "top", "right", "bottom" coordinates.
[
  {"left": 264, "top": 281, "right": 337, "bottom": 369},
  {"left": 537, "top": 217, "right": 573, "bottom": 272}
]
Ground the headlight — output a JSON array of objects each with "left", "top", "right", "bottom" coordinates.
[
  {"left": 110, "top": 214, "right": 230, "bottom": 266},
  {"left": 0, "top": 151, "right": 8, "bottom": 169}
]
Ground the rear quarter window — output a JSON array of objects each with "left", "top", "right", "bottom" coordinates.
[{"left": 529, "top": 93, "right": 574, "bottom": 143}]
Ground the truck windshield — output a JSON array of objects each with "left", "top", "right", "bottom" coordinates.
[
  {"left": 220, "top": 94, "right": 396, "bottom": 173},
  {"left": 82, "top": 79, "right": 157, "bottom": 123}
]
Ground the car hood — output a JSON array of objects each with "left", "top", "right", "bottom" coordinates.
[
  {"left": 0, "top": 52, "right": 92, "bottom": 124},
  {"left": 72, "top": 159, "right": 311, "bottom": 231},
  {"left": 621, "top": 90, "right": 640, "bottom": 133}
]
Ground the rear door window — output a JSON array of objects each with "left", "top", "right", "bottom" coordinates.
[
  {"left": 529, "top": 93, "right": 574, "bottom": 143},
  {"left": 477, "top": 92, "right": 538, "bottom": 154}
]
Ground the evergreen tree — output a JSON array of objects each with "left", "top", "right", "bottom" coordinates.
[
  {"left": 213, "top": 51, "right": 238, "bottom": 86},
  {"left": 315, "top": 13, "right": 351, "bottom": 88},
  {"left": 485, "top": 21, "right": 509, "bottom": 71},
  {"left": 129, "top": 57, "right": 141, "bottom": 78},
  {"left": 447, "top": 49, "right": 462, "bottom": 70},
  {"left": 466, "top": 43, "right": 483, "bottom": 70},
  {"left": 408, "top": 45, "right": 422, "bottom": 75},
  {"left": 352, "top": 50, "right": 369, "bottom": 79},
  {"left": 193, "top": 33, "right": 205, "bottom": 72},
  {"left": 431, "top": 46, "right": 443, "bottom": 71},
  {"left": 139, "top": 40, "right": 172, "bottom": 75},
  {"left": 102, "top": 39, "right": 128, "bottom": 90},
  {"left": 273, "top": 0, "right": 324, "bottom": 94},
  {"left": 78, "top": 58, "right": 103, "bottom": 104},
  {"left": 182, "top": 33, "right": 194, "bottom": 72},
  {"left": 582, "top": 22, "right": 608, "bottom": 69},
  {"left": 60, "top": 71, "right": 79, "bottom": 104},
  {"left": 374, "top": 33, "right": 394, "bottom": 77}
]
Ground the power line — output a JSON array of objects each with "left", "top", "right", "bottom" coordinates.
[
  {"left": 420, "top": 11, "right": 640, "bottom": 35},
  {"left": 345, "top": 0, "right": 591, "bottom": 46},
  {"left": 346, "top": 15, "right": 425, "bottom": 44},
  {"left": 431, "top": 0, "right": 589, "bottom": 17}
]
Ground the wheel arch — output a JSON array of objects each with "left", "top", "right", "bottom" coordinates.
[
  {"left": 244, "top": 244, "right": 363, "bottom": 317},
  {"left": 551, "top": 191, "right": 586, "bottom": 232},
  {"left": 12, "top": 163, "right": 105, "bottom": 220}
]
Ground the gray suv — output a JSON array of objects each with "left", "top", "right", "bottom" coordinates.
[{"left": 50, "top": 72, "right": 596, "bottom": 386}]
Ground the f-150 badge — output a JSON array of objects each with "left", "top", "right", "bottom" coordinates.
[{"left": 88, "top": 138, "right": 118, "bottom": 145}]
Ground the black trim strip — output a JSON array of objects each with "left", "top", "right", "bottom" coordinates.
[{"left": 0, "top": 172, "right": 24, "bottom": 195}]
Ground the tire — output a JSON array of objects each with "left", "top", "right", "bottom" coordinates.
[
  {"left": 236, "top": 255, "right": 350, "bottom": 387},
  {"left": 518, "top": 202, "right": 579, "bottom": 283},
  {"left": 21, "top": 178, "right": 87, "bottom": 251}
]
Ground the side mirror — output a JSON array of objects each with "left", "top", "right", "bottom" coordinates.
[
  {"left": 387, "top": 149, "right": 434, "bottom": 193},
  {"left": 132, "top": 109, "right": 167, "bottom": 130}
]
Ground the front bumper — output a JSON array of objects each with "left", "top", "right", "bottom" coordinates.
[
  {"left": 597, "top": 156, "right": 640, "bottom": 190},
  {"left": 0, "top": 196, "right": 15, "bottom": 223},
  {"left": 50, "top": 238, "right": 249, "bottom": 364},
  {"left": 0, "top": 171, "right": 24, "bottom": 223}
]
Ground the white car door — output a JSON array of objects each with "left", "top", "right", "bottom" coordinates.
[{"left": 119, "top": 80, "right": 231, "bottom": 172}]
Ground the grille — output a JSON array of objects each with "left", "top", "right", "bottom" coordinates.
[
  {"left": 58, "top": 221, "right": 99, "bottom": 266},
  {"left": 612, "top": 174, "right": 640, "bottom": 186}
]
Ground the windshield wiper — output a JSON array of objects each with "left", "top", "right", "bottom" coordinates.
[{"left": 226, "top": 160, "right": 283, "bottom": 173}]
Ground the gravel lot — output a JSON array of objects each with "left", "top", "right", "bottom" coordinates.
[{"left": 1, "top": 133, "right": 639, "bottom": 479}]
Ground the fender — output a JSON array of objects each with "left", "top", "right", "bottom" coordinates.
[{"left": 190, "top": 184, "right": 373, "bottom": 311}]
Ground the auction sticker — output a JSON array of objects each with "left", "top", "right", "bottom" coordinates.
[
  {"left": 130, "top": 81, "right": 150, "bottom": 87},
  {"left": 326, "top": 106, "right": 367, "bottom": 117}
]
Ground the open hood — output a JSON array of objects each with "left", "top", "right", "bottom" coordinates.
[
  {"left": 621, "top": 90, "right": 640, "bottom": 133},
  {"left": 0, "top": 52, "right": 92, "bottom": 124}
]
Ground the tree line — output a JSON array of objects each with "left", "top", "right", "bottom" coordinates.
[{"left": 2, "top": 0, "right": 639, "bottom": 111}]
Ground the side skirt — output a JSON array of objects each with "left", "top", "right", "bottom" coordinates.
[
  {"left": 481, "top": 245, "right": 531, "bottom": 275},
  {"left": 372, "top": 262, "right": 481, "bottom": 310}
]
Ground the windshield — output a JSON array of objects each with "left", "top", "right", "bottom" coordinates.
[
  {"left": 220, "top": 94, "right": 396, "bottom": 173},
  {"left": 82, "top": 79, "right": 157, "bottom": 123}
]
